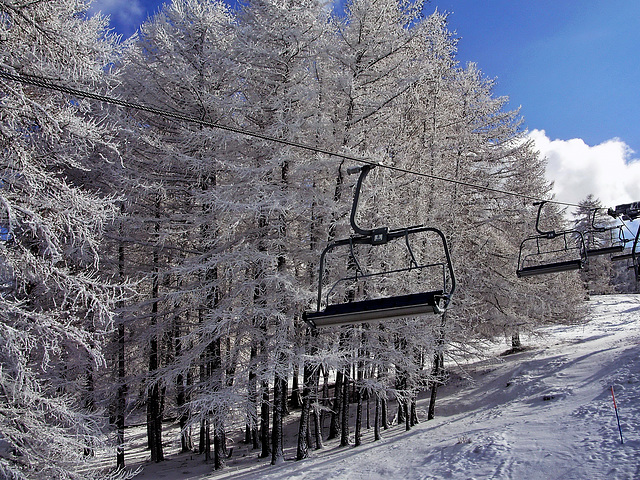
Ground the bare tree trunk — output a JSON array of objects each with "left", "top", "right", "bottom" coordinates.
[
  {"left": 411, "top": 396, "right": 418, "bottom": 427},
  {"left": 374, "top": 395, "right": 381, "bottom": 441},
  {"left": 382, "top": 397, "right": 389, "bottom": 430},
  {"left": 366, "top": 390, "right": 370, "bottom": 430},
  {"left": 246, "top": 345, "right": 259, "bottom": 449},
  {"left": 291, "top": 363, "right": 301, "bottom": 410},
  {"left": 340, "top": 371, "right": 350, "bottom": 447},
  {"left": 354, "top": 387, "right": 362, "bottom": 446},
  {"left": 214, "top": 422, "right": 225, "bottom": 470},
  {"left": 512, "top": 331, "right": 522, "bottom": 350},
  {"left": 260, "top": 381, "right": 271, "bottom": 459},
  {"left": 312, "top": 404, "right": 324, "bottom": 450},
  {"left": 115, "top": 226, "right": 126, "bottom": 469},
  {"left": 271, "top": 369, "right": 284, "bottom": 465},
  {"left": 321, "top": 366, "right": 329, "bottom": 424},
  {"left": 175, "top": 311, "right": 192, "bottom": 453},
  {"left": 328, "top": 369, "right": 342, "bottom": 440},
  {"left": 429, "top": 313, "right": 447, "bottom": 421},
  {"left": 147, "top": 207, "right": 163, "bottom": 462},
  {"left": 296, "top": 355, "right": 312, "bottom": 460},
  {"left": 405, "top": 399, "right": 410, "bottom": 432}
]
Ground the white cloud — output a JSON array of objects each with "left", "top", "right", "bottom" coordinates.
[{"left": 528, "top": 129, "right": 640, "bottom": 210}]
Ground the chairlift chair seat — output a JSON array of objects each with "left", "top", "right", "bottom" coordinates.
[
  {"left": 586, "top": 245, "right": 625, "bottom": 257},
  {"left": 303, "top": 290, "right": 445, "bottom": 328},
  {"left": 516, "top": 259, "right": 584, "bottom": 278},
  {"left": 612, "top": 252, "right": 635, "bottom": 262}
]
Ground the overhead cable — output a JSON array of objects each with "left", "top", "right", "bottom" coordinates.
[{"left": 0, "top": 69, "right": 581, "bottom": 208}]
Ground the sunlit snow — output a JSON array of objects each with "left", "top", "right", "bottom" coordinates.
[{"left": 119, "top": 294, "right": 639, "bottom": 480}]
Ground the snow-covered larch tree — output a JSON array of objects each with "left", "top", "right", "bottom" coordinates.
[
  {"left": 114, "top": 0, "right": 241, "bottom": 467},
  {"left": 0, "top": 0, "right": 131, "bottom": 478}
]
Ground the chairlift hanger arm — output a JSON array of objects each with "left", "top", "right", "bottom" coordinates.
[
  {"left": 534, "top": 201, "right": 556, "bottom": 238},
  {"left": 590, "top": 208, "right": 607, "bottom": 233}
]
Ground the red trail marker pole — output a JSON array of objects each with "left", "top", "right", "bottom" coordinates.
[{"left": 610, "top": 386, "right": 624, "bottom": 444}]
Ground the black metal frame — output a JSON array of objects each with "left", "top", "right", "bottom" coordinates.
[
  {"left": 516, "top": 201, "right": 587, "bottom": 277},
  {"left": 303, "top": 165, "right": 455, "bottom": 329}
]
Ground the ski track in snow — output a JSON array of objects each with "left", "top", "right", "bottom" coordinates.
[{"left": 127, "top": 294, "right": 640, "bottom": 480}]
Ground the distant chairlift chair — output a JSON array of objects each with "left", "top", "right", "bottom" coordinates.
[
  {"left": 303, "top": 165, "right": 456, "bottom": 329},
  {"left": 608, "top": 202, "right": 640, "bottom": 280},
  {"left": 583, "top": 208, "right": 626, "bottom": 258},
  {"left": 516, "top": 201, "right": 587, "bottom": 277}
]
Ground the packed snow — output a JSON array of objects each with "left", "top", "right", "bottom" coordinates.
[{"left": 124, "top": 294, "right": 640, "bottom": 480}]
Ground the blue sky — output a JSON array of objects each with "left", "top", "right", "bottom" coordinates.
[
  {"left": 435, "top": 0, "right": 640, "bottom": 155},
  {"left": 91, "top": 0, "right": 640, "bottom": 206}
]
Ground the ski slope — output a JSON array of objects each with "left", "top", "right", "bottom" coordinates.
[{"left": 133, "top": 294, "right": 640, "bottom": 480}]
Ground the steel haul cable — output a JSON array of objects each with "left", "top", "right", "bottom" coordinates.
[{"left": 0, "top": 69, "right": 582, "bottom": 208}]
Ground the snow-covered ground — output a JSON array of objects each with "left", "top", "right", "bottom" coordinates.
[{"left": 128, "top": 294, "right": 640, "bottom": 480}]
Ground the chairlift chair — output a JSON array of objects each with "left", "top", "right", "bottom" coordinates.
[
  {"left": 516, "top": 201, "right": 587, "bottom": 277},
  {"left": 608, "top": 202, "right": 640, "bottom": 280},
  {"left": 584, "top": 208, "right": 625, "bottom": 257},
  {"left": 303, "top": 165, "right": 455, "bottom": 329}
]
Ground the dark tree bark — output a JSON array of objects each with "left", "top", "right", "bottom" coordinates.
[
  {"left": 354, "top": 387, "right": 363, "bottom": 446},
  {"left": 512, "top": 331, "right": 522, "bottom": 349},
  {"left": 214, "top": 422, "right": 225, "bottom": 470},
  {"left": 374, "top": 395, "right": 381, "bottom": 441},
  {"left": 271, "top": 369, "right": 285, "bottom": 465},
  {"left": 281, "top": 374, "right": 290, "bottom": 417},
  {"left": 260, "top": 383, "right": 271, "bottom": 459},
  {"left": 115, "top": 228, "right": 126, "bottom": 469},
  {"left": 291, "top": 363, "right": 301, "bottom": 409},
  {"left": 429, "top": 313, "right": 447, "bottom": 421},
  {"left": 410, "top": 396, "right": 418, "bottom": 427},
  {"left": 312, "top": 404, "right": 324, "bottom": 450},
  {"left": 405, "top": 399, "right": 410, "bottom": 431},
  {"left": 328, "top": 369, "right": 343, "bottom": 440},
  {"left": 366, "top": 390, "right": 370, "bottom": 430},
  {"left": 175, "top": 312, "right": 192, "bottom": 453},
  {"left": 296, "top": 357, "right": 313, "bottom": 460},
  {"left": 199, "top": 419, "right": 207, "bottom": 455},
  {"left": 382, "top": 397, "right": 389, "bottom": 430},
  {"left": 340, "top": 372, "right": 350, "bottom": 447},
  {"left": 397, "top": 399, "right": 405, "bottom": 425},
  {"left": 147, "top": 208, "right": 164, "bottom": 463},
  {"left": 246, "top": 345, "right": 259, "bottom": 449}
]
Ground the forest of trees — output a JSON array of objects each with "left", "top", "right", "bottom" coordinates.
[{"left": 0, "top": 0, "right": 631, "bottom": 478}]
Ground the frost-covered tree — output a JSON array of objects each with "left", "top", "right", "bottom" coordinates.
[
  {"left": 114, "top": 0, "right": 240, "bottom": 466},
  {"left": 230, "top": 0, "right": 333, "bottom": 464},
  {"left": 0, "top": 0, "right": 130, "bottom": 478},
  {"left": 572, "top": 195, "right": 617, "bottom": 295}
]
